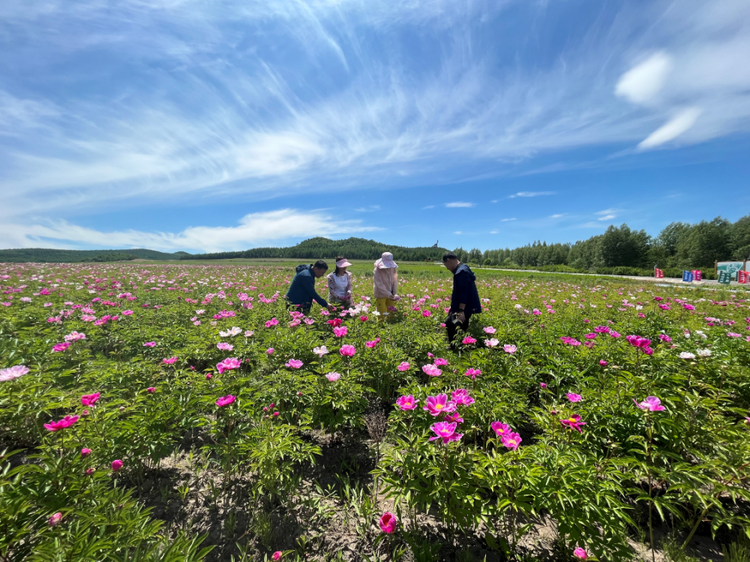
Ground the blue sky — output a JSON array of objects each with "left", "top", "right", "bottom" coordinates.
[{"left": 1, "top": 0, "right": 748, "bottom": 253}]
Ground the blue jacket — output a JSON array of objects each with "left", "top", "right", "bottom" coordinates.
[
  {"left": 286, "top": 264, "right": 329, "bottom": 308},
  {"left": 450, "top": 264, "right": 481, "bottom": 314}
]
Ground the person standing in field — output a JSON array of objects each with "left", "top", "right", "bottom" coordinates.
[
  {"left": 442, "top": 251, "right": 481, "bottom": 348},
  {"left": 327, "top": 256, "right": 353, "bottom": 308},
  {"left": 373, "top": 252, "right": 400, "bottom": 321},
  {"left": 285, "top": 260, "right": 333, "bottom": 315}
]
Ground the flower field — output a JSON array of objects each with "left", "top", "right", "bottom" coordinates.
[{"left": 1, "top": 263, "right": 750, "bottom": 562}]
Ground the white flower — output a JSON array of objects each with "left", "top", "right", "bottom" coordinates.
[
  {"left": 484, "top": 338, "right": 499, "bottom": 348},
  {"left": 697, "top": 349, "right": 712, "bottom": 357},
  {"left": 695, "top": 330, "right": 707, "bottom": 339},
  {"left": 313, "top": 346, "right": 329, "bottom": 357},
  {"left": 679, "top": 352, "right": 696, "bottom": 360},
  {"left": 0, "top": 365, "right": 30, "bottom": 382}
]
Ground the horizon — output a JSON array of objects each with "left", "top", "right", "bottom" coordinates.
[{"left": 1, "top": 0, "right": 748, "bottom": 253}]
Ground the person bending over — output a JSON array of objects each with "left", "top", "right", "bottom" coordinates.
[
  {"left": 328, "top": 256, "right": 353, "bottom": 308},
  {"left": 442, "top": 251, "right": 481, "bottom": 348},
  {"left": 373, "top": 252, "right": 400, "bottom": 321},
  {"left": 286, "top": 260, "right": 334, "bottom": 315}
]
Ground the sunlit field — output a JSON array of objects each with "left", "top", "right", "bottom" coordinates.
[{"left": 1, "top": 263, "right": 749, "bottom": 562}]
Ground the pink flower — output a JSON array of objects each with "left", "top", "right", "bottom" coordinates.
[
  {"left": 217, "top": 342, "right": 233, "bottom": 351},
  {"left": 52, "top": 342, "right": 71, "bottom": 353},
  {"left": 162, "top": 356, "right": 178, "bottom": 365},
  {"left": 325, "top": 372, "right": 341, "bottom": 382},
  {"left": 147, "top": 387, "right": 156, "bottom": 393},
  {"left": 272, "top": 552, "right": 283, "bottom": 561},
  {"left": 634, "top": 396, "right": 666, "bottom": 412},
  {"left": 0, "top": 365, "right": 30, "bottom": 382},
  {"left": 339, "top": 345, "right": 356, "bottom": 357},
  {"left": 81, "top": 448, "right": 92, "bottom": 457},
  {"left": 540, "top": 382, "right": 547, "bottom": 389},
  {"left": 64, "top": 331, "right": 86, "bottom": 342},
  {"left": 444, "top": 411, "right": 464, "bottom": 424},
  {"left": 422, "top": 364, "right": 442, "bottom": 377},
  {"left": 463, "top": 368, "right": 481, "bottom": 380},
  {"left": 267, "top": 348, "right": 275, "bottom": 355},
  {"left": 216, "top": 395, "right": 236, "bottom": 407},
  {"left": 599, "top": 360, "right": 608, "bottom": 366},
  {"left": 503, "top": 344, "right": 517, "bottom": 354},
  {"left": 727, "top": 332, "right": 741, "bottom": 338},
  {"left": 265, "top": 318, "right": 279, "bottom": 328},
  {"left": 244, "top": 330, "right": 254, "bottom": 337},
  {"left": 366, "top": 338, "right": 380, "bottom": 348},
  {"left": 423, "top": 394, "right": 456, "bottom": 416},
  {"left": 313, "top": 346, "right": 329, "bottom": 357},
  {"left": 333, "top": 326, "right": 348, "bottom": 338},
  {"left": 434, "top": 357, "right": 448, "bottom": 366},
  {"left": 111, "top": 459, "right": 123, "bottom": 472},
  {"left": 560, "top": 414, "right": 587, "bottom": 433},
  {"left": 559, "top": 337, "right": 581, "bottom": 346},
  {"left": 566, "top": 392, "right": 582, "bottom": 403},
  {"left": 216, "top": 357, "right": 242, "bottom": 373},
  {"left": 483, "top": 326, "right": 496, "bottom": 334},
  {"left": 397, "top": 362, "right": 410, "bottom": 371},
  {"left": 81, "top": 392, "right": 100, "bottom": 407},
  {"left": 462, "top": 336, "right": 477, "bottom": 345},
  {"left": 143, "top": 341, "right": 156, "bottom": 347},
  {"left": 573, "top": 547, "right": 588, "bottom": 560},
  {"left": 451, "top": 388, "right": 475, "bottom": 406},
  {"left": 501, "top": 432, "right": 522, "bottom": 451},
  {"left": 429, "top": 421, "right": 462, "bottom": 444},
  {"left": 395, "top": 395, "right": 418, "bottom": 410},
  {"left": 422, "top": 310, "right": 432, "bottom": 317},
  {"left": 49, "top": 512, "right": 63, "bottom": 527},
  {"left": 379, "top": 512, "right": 398, "bottom": 534},
  {"left": 485, "top": 338, "right": 499, "bottom": 347},
  {"left": 44, "top": 415, "right": 79, "bottom": 432},
  {"left": 86, "top": 468, "right": 95, "bottom": 475},
  {"left": 122, "top": 310, "right": 133, "bottom": 316},
  {"left": 491, "top": 422, "right": 511, "bottom": 437},
  {"left": 359, "top": 315, "right": 368, "bottom": 322},
  {"left": 285, "top": 359, "right": 303, "bottom": 369}
]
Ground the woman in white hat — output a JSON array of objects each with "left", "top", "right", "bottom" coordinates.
[
  {"left": 327, "top": 256, "right": 353, "bottom": 308},
  {"left": 373, "top": 252, "right": 400, "bottom": 321}
]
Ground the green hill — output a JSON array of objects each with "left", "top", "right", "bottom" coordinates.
[{"left": 0, "top": 248, "right": 189, "bottom": 263}]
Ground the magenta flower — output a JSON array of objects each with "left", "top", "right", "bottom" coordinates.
[
  {"left": 560, "top": 337, "right": 581, "bottom": 346},
  {"left": 609, "top": 330, "right": 621, "bottom": 338},
  {"left": 146, "top": 387, "right": 156, "bottom": 393},
  {"left": 285, "top": 359, "right": 303, "bottom": 369},
  {"left": 143, "top": 341, "right": 156, "bottom": 347},
  {"left": 216, "top": 357, "right": 241, "bottom": 373},
  {"left": 44, "top": 415, "right": 79, "bottom": 432},
  {"left": 573, "top": 547, "right": 588, "bottom": 560},
  {"left": 451, "top": 388, "right": 475, "bottom": 406},
  {"left": 366, "top": 338, "right": 380, "bottom": 348},
  {"left": 162, "top": 356, "right": 178, "bottom": 365},
  {"left": 560, "top": 414, "right": 587, "bottom": 433},
  {"left": 462, "top": 336, "right": 477, "bottom": 345},
  {"left": 501, "top": 432, "right": 522, "bottom": 451},
  {"left": 325, "top": 372, "right": 341, "bottom": 382},
  {"left": 52, "top": 342, "right": 71, "bottom": 353},
  {"left": 0, "top": 365, "right": 30, "bottom": 382},
  {"left": 333, "top": 326, "right": 348, "bottom": 338},
  {"left": 594, "top": 325, "right": 610, "bottom": 333},
  {"left": 422, "top": 310, "right": 431, "bottom": 317},
  {"left": 503, "top": 344, "right": 517, "bottom": 354},
  {"left": 463, "top": 367, "right": 481, "bottom": 380},
  {"left": 265, "top": 317, "right": 279, "bottom": 328},
  {"left": 422, "top": 364, "right": 442, "bottom": 377},
  {"left": 111, "top": 459, "right": 123, "bottom": 472},
  {"left": 267, "top": 348, "right": 275, "bottom": 355},
  {"left": 566, "top": 392, "right": 582, "bottom": 403},
  {"left": 272, "top": 552, "right": 282, "bottom": 561},
  {"left": 397, "top": 362, "right": 410, "bottom": 371},
  {"left": 339, "top": 345, "right": 356, "bottom": 357},
  {"left": 444, "top": 411, "right": 464, "bottom": 424},
  {"left": 490, "top": 421, "right": 511, "bottom": 437},
  {"left": 379, "top": 512, "right": 398, "bottom": 534},
  {"left": 540, "top": 382, "right": 547, "bottom": 389},
  {"left": 434, "top": 357, "right": 448, "bottom": 366},
  {"left": 423, "top": 394, "right": 456, "bottom": 416},
  {"left": 49, "top": 512, "right": 63, "bottom": 527},
  {"left": 429, "top": 421, "right": 462, "bottom": 444},
  {"left": 599, "top": 360, "right": 608, "bottom": 366},
  {"left": 81, "top": 392, "right": 100, "bottom": 407},
  {"left": 81, "top": 448, "right": 92, "bottom": 457},
  {"left": 217, "top": 342, "right": 234, "bottom": 351},
  {"left": 216, "top": 395, "right": 236, "bottom": 407},
  {"left": 634, "top": 396, "right": 666, "bottom": 412},
  {"left": 658, "top": 334, "right": 672, "bottom": 342},
  {"left": 396, "top": 395, "right": 418, "bottom": 410}
]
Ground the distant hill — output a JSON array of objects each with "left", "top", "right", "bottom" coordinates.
[
  {"left": 180, "top": 237, "right": 448, "bottom": 262},
  {"left": 0, "top": 248, "right": 189, "bottom": 263}
]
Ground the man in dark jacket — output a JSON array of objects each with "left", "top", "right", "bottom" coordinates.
[
  {"left": 442, "top": 252, "right": 481, "bottom": 348},
  {"left": 286, "top": 260, "right": 333, "bottom": 315}
]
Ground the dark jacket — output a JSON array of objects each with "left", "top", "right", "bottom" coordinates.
[
  {"left": 286, "top": 264, "right": 329, "bottom": 308},
  {"left": 450, "top": 264, "right": 481, "bottom": 314}
]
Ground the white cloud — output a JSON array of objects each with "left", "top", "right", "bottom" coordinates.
[
  {"left": 550, "top": 214, "right": 565, "bottom": 218},
  {"left": 453, "top": 231, "right": 462, "bottom": 235},
  {"left": 615, "top": 52, "right": 672, "bottom": 105},
  {"left": 597, "top": 214, "right": 617, "bottom": 221},
  {"left": 501, "top": 218, "right": 517, "bottom": 222},
  {"left": 508, "top": 192, "right": 554, "bottom": 198},
  {"left": 0, "top": 209, "right": 379, "bottom": 253},
  {"left": 638, "top": 107, "right": 702, "bottom": 149},
  {"left": 490, "top": 230, "right": 498, "bottom": 234},
  {"left": 354, "top": 205, "right": 381, "bottom": 212},
  {"left": 596, "top": 208, "right": 620, "bottom": 216},
  {"left": 422, "top": 205, "right": 435, "bottom": 209},
  {"left": 445, "top": 202, "right": 475, "bottom": 208}
]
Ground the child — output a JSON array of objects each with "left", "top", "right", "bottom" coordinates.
[{"left": 327, "top": 256, "right": 353, "bottom": 308}]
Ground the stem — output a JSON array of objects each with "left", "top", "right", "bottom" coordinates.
[{"left": 647, "top": 417, "right": 655, "bottom": 562}]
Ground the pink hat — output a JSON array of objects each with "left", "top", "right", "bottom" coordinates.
[
  {"left": 336, "top": 259, "right": 352, "bottom": 268},
  {"left": 375, "top": 252, "right": 397, "bottom": 269}
]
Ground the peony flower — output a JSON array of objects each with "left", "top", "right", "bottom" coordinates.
[
  {"left": 634, "top": 396, "right": 666, "bottom": 412},
  {"left": 573, "top": 547, "right": 588, "bottom": 560},
  {"left": 272, "top": 552, "right": 282, "bottom": 561},
  {"left": 143, "top": 342, "right": 156, "bottom": 347},
  {"left": 485, "top": 338, "right": 499, "bottom": 347},
  {"left": 679, "top": 352, "right": 696, "bottom": 360},
  {"left": 396, "top": 395, "right": 419, "bottom": 410},
  {"left": 490, "top": 422, "right": 511, "bottom": 437},
  {"left": 599, "top": 360, "right": 608, "bottom": 366},
  {"left": 313, "top": 346, "right": 329, "bottom": 357},
  {"left": 217, "top": 342, "right": 233, "bottom": 351},
  {"left": 216, "top": 357, "right": 242, "bottom": 373},
  {"left": 49, "top": 512, "right": 63, "bottom": 527},
  {"left": 52, "top": 342, "right": 71, "bottom": 353},
  {"left": 64, "top": 331, "right": 86, "bottom": 342},
  {"left": 146, "top": 387, "right": 156, "bottom": 393},
  {"left": 379, "top": 512, "right": 398, "bottom": 534},
  {"left": 81, "top": 392, "right": 100, "bottom": 407},
  {"left": 0, "top": 365, "right": 30, "bottom": 382},
  {"left": 429, "top": 421, "right": 462, "bottom": 444},
  {"left": 366, "top": 338, "right": 380, "bottom": 348},
  {"left": 540, "top": 382, "right": 547, "bottom": 389},
  {"left": 423, "top": 394, "right": 456, "bottom": 416},
  {"left": 111, "top": 459, "right": 123, "bottom": 472},
  {"left": 422, "top": 364, "right": 442, "bottom": 377},
  {"left": 697, "top": 349, "right": 712, "bottom": 357},
  {"left": 560, "top": 414, "right": 587, "bottom": 433},
  {"left": 483, "top": 326, "right": 496, "bottom": 334},
  {"left": 339, "top": 345, "right": 356, "bottom": 357},
  {"left": 503, "top": 344, "right": 517, "bottom": 354},
  {"left": 463, "top": 367, "right": 481, "bottom": 380},
  {"left": 285, "top": 359, "right": 303, "bottom": 369},
  {"left": 462, "top": 336, "right": 477, "bottom": 345},
  {"left": 566, "top": 392, "right": 582, "bottom": 403},
  {"left": 267, "top": 348, "right": 275, "bottom": 355},
  {"left": 265, "top": 318, "right": 279, "bottom": 328},
  {"left": 81, "top": 448, "right": 92, "bottom": 457},
  {"left": 333, "top": 326, "right": 348, "bottom": 338},
  {"left": 244, "top": 330, "right": 254, "bottom": 337},
  {"left": 501, "top": 432, "right": 522, "bottom": 451},
  {"left": 433, "top": 357, "right": 448, "bottom": 366},
  {"left": 44, "top": 415, "right": 79, "bottom": 432},
  {"left": 162, "top": 356, "right": 178, "bottom": 365},
  {"left": 216, "top": 395, "right": 236, "bottom": 407},
  {"left": 397, "top": 361, "right": 410, "bottom": 371},
  {"left": 451, "top": 388, "right": 475, "bottom": 406},
  {"left": 325, "top": 372, "right": 341, "bottom": 382}
]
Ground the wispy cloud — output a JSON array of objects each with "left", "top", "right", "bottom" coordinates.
[
  {"left": 595, "top": 208, "right": 621, "bottom": 221},
  {"left": 508, "top": 192, "right": 555, "bottom": 198},
  {"left": 354, "top": 205, "right": 381, "bottom": 212},
  {"left": 445, "top": 202, "right": 475, "bottom": 208},
  {"left": 550, "top": 214, "right": 565, "bottom": 218},
  {"left": 0, "top": 209, "right": 379, "bottom": 253},
  {"left": 501, "top": 218, "right": 517, "bottom": 222}
]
